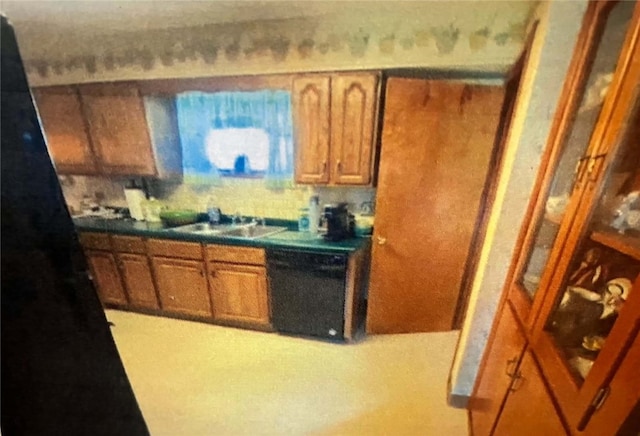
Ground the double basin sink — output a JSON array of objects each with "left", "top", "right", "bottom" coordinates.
[{"left": 167, "top": 222, "right": 288, "bottom": 240}]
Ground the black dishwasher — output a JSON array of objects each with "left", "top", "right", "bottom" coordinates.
[{"left": 267, "top": 249, "right": 347, "bottom": 340}]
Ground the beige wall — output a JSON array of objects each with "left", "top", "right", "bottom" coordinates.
[
  {"left": 60, "top": 175, "right": 375, "bottom": 220},
  {"left": 448, "top": 0, "right": 589, "bottom": 404},
  {"left": 8, "top": 2, "right": 535, "bottom": 87}
]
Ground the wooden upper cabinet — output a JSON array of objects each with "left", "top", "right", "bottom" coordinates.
[
  {"left": 330, "top": 74, "right": 379, "bottom": 185},
  {"left": 152, "top": 257, "right": 211, "bottom": 318},
  {"left": 32, "top": 86, "right": 97, "bottom": 174},
  {"left": 79, "top": 83, "right": 156, "bottom": 176},
  {"left": 493, "top": 350, "right": 568, "bottom": 435},
  {"left": 293, "top": 76, "right": 331, "bottom": 184},
  {"left": 293, "top": 72, "right": 380, "bottom": 186}
]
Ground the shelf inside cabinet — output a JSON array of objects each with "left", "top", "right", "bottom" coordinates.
[{"left": 590, "top": 228, "right": 640, "bottom": 261}]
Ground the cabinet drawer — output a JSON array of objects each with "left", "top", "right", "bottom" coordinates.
[
  {"left": 147, "top": 238, "right": 202, "bottom": 260},
  {"left": 112, "top": 235, "right": 146, "bottom": 254},
  {"left": 206, "top": 244, "right": 266, "bottom": 265},
  {"left": 78, "top": 232, "right": 111, "bottom": 251}
]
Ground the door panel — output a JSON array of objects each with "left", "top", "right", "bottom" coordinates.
[
  {"left": 331, "top": 74, "right": 378, "bottom": 185},
  {"left": 470, "top": 303, "right": 527, "bottom": 436},
  {"left": 293, "top": 76, "right": 331, "bottom": 184},
  {"left": 367, "top": 79, "right": 505, "bottom": 333},
  {"left": 209, "top": 263, "right": 269, "bottom": 325},
  {"left": 86, "top": 250, "right": 127, "bottom": 306},
  {"left": 80, "top": 83, "right": 156, "bottom": 176},
  {"left": 152, "top": 257, "right": 211, "bottom": 318},
  {"left": 118, "top": 253, "right": 159, "bottom": 310},
  {"left": 493, "top": 350, "right": 568, "bottom": 435},
  {"left": 32, "top": 86, "right": 97, "bottom": 174}
]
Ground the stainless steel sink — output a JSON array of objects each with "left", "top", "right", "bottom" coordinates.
[
  {"left": 168, "top": 222, "right": 287, "bottom": 239},
  {"left": 167, "top": 222, "right": 234, "bottom": 235},
  {"left": 219, "top": 225, "right": 288, "bottom": 239}
]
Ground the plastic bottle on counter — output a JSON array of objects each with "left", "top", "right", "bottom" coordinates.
[
  {"left": 308, "top": 194, "right": 320, "bottom": 234},
  {"left": 298, "top": 208, "right": 310, "bottom": 232},
  {"left": 207, "top": 197, "right": 221, "bottom": 225}
]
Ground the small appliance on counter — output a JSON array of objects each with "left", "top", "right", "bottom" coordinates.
[{"left": 323, "top": 203, "right": 354, "bottom": 241}]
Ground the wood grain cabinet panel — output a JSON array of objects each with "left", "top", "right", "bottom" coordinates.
[
  {"left": 469, "top": 303, "right": 527, "bottom": 436},
  {"left": 112, "top": 235, "right": 146, "bottom": 254},
  {"left": 78, "top": 232, "right": 112, "bottom": 251},
  {"left": 32, "top": 86, "right": 97, "bottom": 174},
  {"left": 330, "top": 74, "right": 379, "bottom": 185},
  {"left": 209, "top": 262, "right": 269, "bottom": 326},
  {"left": 118, "top": 253, "right": 159, "bottom": 310},
  {"left": 206, "top": 244, "right": 265, "bottom": 265},
  {"left": 367, "top": 79, "right": 505, "bottom": 333},
  {"left": 293, "top": 76, "right": 331, "bottom": 184},
  {"left": 147, "top": 239, "right": 202, "bottom": 260},
  {"left": 79, "top": 83, "right": 156, "bottom": 176},
  {"left": 152, "top": 257, "right": 211, "bottom": 318},
  {"left": 85, "top": 250, "right": 128, "bottom": 306},
  {"left": 493, "top": 350, "right": 568, "bottom": 435}
]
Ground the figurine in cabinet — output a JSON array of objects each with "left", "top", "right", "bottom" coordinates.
[{"left": 551, "top": 276, "right": 632, "bottom": 348}]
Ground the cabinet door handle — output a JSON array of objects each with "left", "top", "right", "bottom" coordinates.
[
  {"left": 508, "top": 372, "right": 525, "bottom": 392},
  {"left": 169, "top": 295, "right": 176, "bottom": 301},
  {"left": 376, "top": 236, "right": 387, "bottom": 245},
  {"left": 587, "top": 153, "right": 607, "bottom": 183},
  {"left": 199, "top": 269, "right": 204, "bottom": 277},
  {"left": 592, "top": 386, "right": 611, "bottom": 411},
  {"left": 574, "top": 156, "right": 590, "bottom": 191},
  {"left": 321, "top": 160, "right": 327, "bottom": 176},
  {"left": 336, "top": 160, "right": 342, "bottom": 174},
  {"left": 210, "top": 270, "right": 216, "bottom": 278},
  {"left": 505, "top": 357, "right": 518, "bottom": 378}
]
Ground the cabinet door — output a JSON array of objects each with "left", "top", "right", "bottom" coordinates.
[
  {"left": 494, "top": 350, "right": 567, "bottom": 435},
  {"left": 32, "top": 86, "right": 97, "bottom": 174},
  {"left": 80, "top": 83, "right": 156, "bottom": 176},
  {"left": 580, "top": 331, "right": 640, "bottom": 435},
  {"left": 209, "top": 262, "right": 269, "bottom": 326},
  {"left": 152, "top": 257, "right": 211, "bottom": 318},
  {"left": 532, "top": 6, "right": 640, "bottom": 428},
  {"left": 330, "top": 73, "right": 379, "bottom": 185},
  {"left": 509, "top": 0, "right": 638, "bottom": 328},
  {"left": 470, "top": 303, "right": 527, "bottom": 436},
  {"left": 293, "top": 76, "right": 331, "bottom": 184},
  {"left": 85, "top": 250, "right": 127, "bottom": 306},
  {"left": 118, "top": 253, "right": 159, "bottom": 310}
]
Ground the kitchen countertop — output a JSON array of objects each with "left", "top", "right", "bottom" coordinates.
[{"left": 73, "top": 217, "right": 369, "bottom": 254}]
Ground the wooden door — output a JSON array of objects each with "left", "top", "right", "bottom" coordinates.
[
  {"left": 293, "top": 76, "right": 331, "bottom": 184},
  {"left": 85, "top": 250, "right": 127, "bottom": 306},
  {"left": 470, "top": 303, "right": 527, "bottom": 436},
  {"left": 367, "top": 79, "right": 505, "bottom": 333},
  {"left": 152, "top": 257, "right": 211, "bottom": 318},
  {"left": 493, "top": 350, "right": 568, "bottom": 435},
  {"left": 118, "top": 253, "right": 159, "bottom": 310},
  {"left": 209, "top": 262, "right": 269, "bottom": 326},
  {"left": 80, "top": 83, "right": 156, "bottom": 176},
  {"left": 32, "top": 86, "right": 97, "bottom": 174},
  {"left": 330, "top": 73, "right": 379, "bottom": 185}
]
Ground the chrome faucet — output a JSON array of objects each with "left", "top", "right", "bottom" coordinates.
[{"left": 233, "top": 212, "right": 243, "bottom": 226}]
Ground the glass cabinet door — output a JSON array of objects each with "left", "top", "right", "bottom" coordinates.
[
  {"left": 544, "top": 97, "right": 640, "bottom": 383},
  {"left": 515, "top": 1, "right": 636, "bottom": 303}
]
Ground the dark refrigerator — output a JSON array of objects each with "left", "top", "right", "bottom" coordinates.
[{"left": 1, "top": 16, "right": 148, "bottom": 435}]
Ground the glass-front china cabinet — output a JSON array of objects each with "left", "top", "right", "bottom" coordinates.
[{"left": 500, "top": 0, "right": 640, "bottom": 433}]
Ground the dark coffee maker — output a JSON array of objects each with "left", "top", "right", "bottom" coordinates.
[{"left": 323, "top": 203, "right": 354, "bottom": 241}]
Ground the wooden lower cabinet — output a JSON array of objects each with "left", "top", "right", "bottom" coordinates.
[
  {"left": 209, "top": 262, "right": 270, "bottom": 326},
  {"left": 85, "top": 250, "right": 128, "bottom": 306},
  {"left": 118, "top": 253, "right": 159, "bottom": 310},
  {"left": 152, "top": 257, "right": 212, "bottom": 318},
  {"left": 470, "top": 303, "right": 526, "bottom": 436},
  {"left": 493, "top": 350, "right": 567, "bottom": 436}
]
